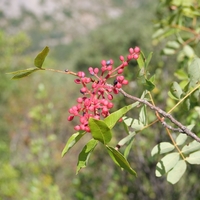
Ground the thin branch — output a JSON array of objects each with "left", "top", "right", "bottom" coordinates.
[{"left": 119, "top": 88, "right": 200, "bottom": 142}]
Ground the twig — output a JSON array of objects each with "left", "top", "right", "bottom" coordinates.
[{"left": 119, "top": 88, "right": 200, "bottom": 142}]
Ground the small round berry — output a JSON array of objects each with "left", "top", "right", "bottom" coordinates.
[
  {"left": 107, "top": 94, "right": 113, "bottom": 100},
  {"left": 92, "top": 82, "right": 97, "bottom": 88},
  {"left": 94, "top": 115, "right": 100, "bottom": 120},
  {"left": 94, "top": 68, "right": 99, "bottom": 74},
  {"left": 107, "top": 102, "right": 113, "bottom": 108},
  {"left": 77, "top": 97, "right": 83, "bottom": 103},
  {"left": 122, "top": 80, "right": 129, "bottom": 85},
  {"left": 123, "top": 61, "right": 128, "bottom": 67},
  {"left": 77, "top": 71, "right": 85, "bottom": 78},
  {"left": 80, "top": 124, "right": 86, "bottom": 130},
  {"left": 74, "top": 79, "right": 81, "bottom": 84},
  {"left": 107, "top": 65, "right": 112, "bottom": 71},
  {"left": 80, "top": 116, "right": 87, "bottom": 124},
  {"left": 119, "top": 55, "right": 124, "bottom": 61},
  {"left": 102, "top": 107, "right": 108, "bottom": 113},
  {"left": 109, "top": 59, "right": 114, "bottom": 65},
  {"left": 113, "top": 88, "right": 119, "bottom": 94},
  {"left": 134, "top": 46, "right": 140, "bottom": 53},
  {"left": 74, "top": 125, "right": 81, "bottom": 131},
  {"left": 68, "top": 115, "right": 74, "bottom": 121},
  {"left": 116, "top": 82, "right": 122, "bottom": 88},
  {"left": 117, "top": 76, "right": 124, "bottom": 82},
  {"left": 101, "top": 66, "right": 107, "bottom": 72},
  {"left": 133, "top": 54, "right": 139, "bottom": 60},
  {"left": 80, "top": 87, "right": 87, "bottom": 93},
  {"left": 85, "top": 126, "right": 90, "bottom": 132},
  {"left": 88, "top": 67, "right": 93, "bottom": 72},
  {"left": 129, "top": 48, "right": 134, "bottom": 54},
  {"left": 101, "top": 60, "right": 106, "bottom": 66},
  {"left": 127, "top": 54, "right": 132, "bottom": 60},
  {"left": 117, "top": 68, "right": 123, "bottom": 74}
]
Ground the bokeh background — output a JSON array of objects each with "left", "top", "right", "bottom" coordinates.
[{"left": 1, "top": 0, "right": 200, "bottom": 199}]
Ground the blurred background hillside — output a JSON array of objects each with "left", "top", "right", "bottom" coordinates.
[{"left": 1, "top": 0, "right": 200, "bottom": 199}]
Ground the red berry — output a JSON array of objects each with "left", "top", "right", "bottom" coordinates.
[
  {"left": 74, "top": 125, "right": 81, "bottom": 131},
  {"left": 117, "top": 68, "right": 123, "bottom": 74},
  {"left": 77, "top": 97, "right": 83, "bottom": 103},
  {"left": 68, "top": 116, "right": 74, "bottom": 121},
  {"left": 133, "top": 54, "right": 139, "bottom": 60},
  {"left": 107, "top": 65, "right": 112, "bottom": 71},
  {"left": 101, "top": 60, "right": 106, "bottom": 66},
  {"left": 107, "top": 94, "right": 113, "bottom": 100},
  {"left": 119, "top": 55, "right": 124, "bottom": 61},
  {"left": 122, "top": 80, "right": 128, "bottom": 85},
  {"left": 94, "top": 68, "right": 99, "bottom": 74},
  {"left": 80, "top": 87, "right": 87, "bottom": 93},
  {"left": 107, "top": 102, "right": 113, "bottom": 108},
  {"left": 129, "top": 48, "right": 134, "bottom": 54},
  {"left": 134, "top": 46, "right": 140, "bottom": 53},
  {"left": 77, "top": 71, "right": 85, "bottom": 78}
]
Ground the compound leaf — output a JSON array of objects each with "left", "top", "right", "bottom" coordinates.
[
  {"left": 155, "top": 152, "right": 180, "bottom": 177},
  {"left": 170, "top": 81, "right": 183, "bottom": 100},
  {"left": 185, "top": 150, "right": 200, "bottom": 164},
  {"left": 151, "top": 142, "right": 175, "bottom": 157},
  {"left": 181, "top": 140, "right": 200, "bottom": 154},
  {"left": 167, "top": 160, "right": 187, "bottom": 184},
  {"left": 176, "top": 134, "right": 188, "bottom": 146}
]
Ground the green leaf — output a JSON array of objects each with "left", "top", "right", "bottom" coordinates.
[
  {"left": 167, "top": 160, "right": 187, "bottom": 184},
  {"left": 162, "top": 47, "right": 176, "bottom": 55},
  {"left": 76, "top": 139, "right": 98, "bottom": 174},
  {"left": 176, "top": 134, "right": 188, "bottom": 146},
  {"left": 61, "top": 131, "right": 86, "bottom": 157},
  {"left": 137, "top": 51, "right": 145, "bottom": 69},
  {"left": 155, "top": 152, "right": 180, "bottom": 177},
  {"left": 145, "top": 52, "right": 153, "bottom": 69},
  {"left": 185, "top": 150, "right": 200, "bottom": 164},
  {"left": 139, "top": 105, "right": 147, "bottom": 125},
  {"left": 104, "top": 102, "right": 139, "bottom": 129},
  {"left": 143, "top": 79, "right": 155, "bottom": 91},
  {"left": 188, "top": 58, "right": 200, "bottom": 100},
  {"left": 151, "top": 142, "right": 175, "bottom": 157},
  {"left": 174, "top": 69, "right": 189, "bottom": 80},
  {"left": 89, "top": 118, "right": 112, "bottom": 144},
  {"left": 122, "top": 117, "right": 144, "bottom": 131},
  {"left": 152, "top": 28, "right": 176, "bottom": 42},
  {"left": 181, "top": 140, "right": 200, "bottom": 154},
  {"left": 117, "top": 132, "right": 136, "bottom": 147},
  {"left": 8, "top": 68, "right": 40, "bottom": 79},
  {"left": 34, "top": 46, "right": 49, "bottom": 68},
  {"left": 183, "top": 45, "right": 195, "bottom": 58},
  {"left": 170, "top": 82, "right": 183, "bottom": 100},
  {"left": 166, "top": 40, "right": 180, "bottom": 49},
  {"left": 124, "top": 134, "right": 135, "bottom": 159},
  {"left": 106, "top": 145, "right": 136, "bottom": 176}
]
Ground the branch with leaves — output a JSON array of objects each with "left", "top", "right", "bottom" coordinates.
[
  {"left": 119, "top": 88, "right": 200, "bottom": 142},
  {"left": 8, "top": 43, "right": 200, "bottom": 185}
]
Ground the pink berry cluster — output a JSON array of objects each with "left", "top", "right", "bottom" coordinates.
[{"left": 67, "top": 47, "right": 140, "bottom": 132}]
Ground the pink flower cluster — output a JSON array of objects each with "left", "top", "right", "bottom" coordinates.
[{"left": 68, "top": 47, "right": 140, "bottom": 132}]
